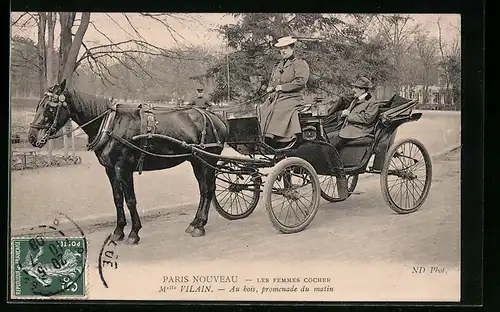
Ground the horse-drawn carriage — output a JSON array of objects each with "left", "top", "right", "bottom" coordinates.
[
  {"left": 211, "top": 93, "right": 432, "bottom": 233},
  {"left": 28, "top": 80, "right": 432, "bottom": 243}
]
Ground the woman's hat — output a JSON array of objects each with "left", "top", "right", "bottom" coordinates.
[
  {"left": 351, "top": 76, "right": 374, "bottom": 89},
  {"left": 274, "top": 36, "right": 297, "bottom": 48}
]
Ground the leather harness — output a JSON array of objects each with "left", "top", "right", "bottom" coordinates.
[{"left": 87, "top": 102, "right": 223, "bottom": 175}]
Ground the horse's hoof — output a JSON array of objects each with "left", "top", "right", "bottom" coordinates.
[
  {"left": 126, "top": 234, "right": 140, "bottom": 245},
  {"left": 110, "top": 232, "right": 125, "bottom": 242},
  {"left": 191, "top": 227, "right": 205, "bottom": 237},
  {"left": 185, "top": 224, "right": 195, "bottom": 234}
]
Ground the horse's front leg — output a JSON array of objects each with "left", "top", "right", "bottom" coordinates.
[
  {"left": 105, "top": 167, "right": 126, "bottom": 241},
  {"left": 115, "top": 161, "right": 142, "bottom": 244}
]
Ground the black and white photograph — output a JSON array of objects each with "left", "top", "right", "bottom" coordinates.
[{"left": 9, "top": 12, "right": 466, "bottom": 302}]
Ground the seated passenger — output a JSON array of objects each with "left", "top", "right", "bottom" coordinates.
[{"left": 328, "top": 77, "right": 380, "bottom": 151}]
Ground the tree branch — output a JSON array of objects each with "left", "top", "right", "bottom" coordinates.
[
  {"left": 11, "top": 46, "right": 42, "bottom": 72},
  {"left": 139, "top": 13, "right": 190, "bottom": 48},
  {"left": 12, "top": 12, "right": 29, "bottom": 26},
  {"left": 105, "top": 13, "right": 137, "bottom": 40},
  {"left": 122, "top": 13, "right": 148, "bottom": 42},
  {"left": 12, "top": 12, "right": 37, "bottom": 28},
  {"left": 89, "top": 21, "right": 116, "bottom": 45}
]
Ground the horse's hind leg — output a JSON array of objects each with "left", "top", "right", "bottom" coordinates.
[
  {"left": 105, "top": 167, "right": 126, "bottom": 241},
  {"left": 185, "top": 159, "right": 207, "bottom": 236},
  {"left": 186, "top": 158, "right": 218, "bottom": 237},
  {"left": 115, "top": 161, "right": 142, "bottom": 244}
]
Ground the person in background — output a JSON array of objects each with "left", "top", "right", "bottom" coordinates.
[
  {"left": 259, "top": 36, "right": 310, "bottom": 144},
  {"left": 328, "top": 76, "right": 380, "bottom": 151},
  {"left": 189, "top": 85, "right": 212, "bottom": 109}
]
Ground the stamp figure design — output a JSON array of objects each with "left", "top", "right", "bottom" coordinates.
[{"left": 13, "top": 236, "right": 87, "bottom": 297}]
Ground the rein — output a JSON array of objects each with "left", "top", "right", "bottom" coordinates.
[
  {"left": 48, "top": 109, "right": 111, "bottom": 140},
  {"left": 238, "top": 90, "right": 273, "bottom": 106}
]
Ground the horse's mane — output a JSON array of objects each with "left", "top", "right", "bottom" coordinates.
[
  {"left": 66, "top": 89, "right": 138, "bottom": 119},
  {"left": 66, "top": 89, "right": 111, "bottom": 117}
]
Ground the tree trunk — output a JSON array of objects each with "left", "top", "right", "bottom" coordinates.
[
  {"left": 437, "top": 18, "right": 452, "bottom": 105},
  {"left": 58, "top": 12, "right": 76, "bottom": 83},
  {"left": 46, "top": 13, "right": 56, "bottom": 87},
  {"left": 61, "top": 12, "right": 91, "bottom": 88},
  {"left": 37, "top": 13, "right": 47, "bottom": 96}
]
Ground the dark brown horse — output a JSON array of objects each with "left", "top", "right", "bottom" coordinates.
[{"left": 28, "top": 80, "right": 228, "bottom": 244}]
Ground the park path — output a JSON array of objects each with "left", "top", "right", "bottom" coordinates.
[{"left": 73, "top": 150, "right": 459, "bottom": 301}]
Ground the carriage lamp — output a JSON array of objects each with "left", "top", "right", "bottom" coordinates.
[{"left": 302, "top": 126, "right": 317, "bottom": 140}]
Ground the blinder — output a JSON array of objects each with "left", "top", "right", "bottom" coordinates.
[{"left": 30, "top": 91, "right": 70, "bottom": 145}]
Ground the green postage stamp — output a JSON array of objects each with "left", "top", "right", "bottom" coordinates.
[{"left": 11, "top": 236, "right": 87, "bottom": 298}]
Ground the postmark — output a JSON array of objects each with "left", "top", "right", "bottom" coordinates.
[
  {"left": 10, "top": 212, "right": 88, "bottom": 299},
  {"left": 98, "top": 234, "right": 120, "bottom": 289}
]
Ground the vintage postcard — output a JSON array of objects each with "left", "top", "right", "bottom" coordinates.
[{"left": 10, "top": 12, "right": 465, "bottom": 302}]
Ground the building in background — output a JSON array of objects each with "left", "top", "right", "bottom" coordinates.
[{"left": 399, "top": 84, "right": 455, "bottom": 106}]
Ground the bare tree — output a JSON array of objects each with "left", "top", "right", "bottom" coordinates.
[
  {"left": 437, "top": 17, "right": 461, "bottom": 105},
  {"left": 73, "top": 13, "right": 200, "bottom": 91},
  {"left": 12, "top": 12, "right": 224, "bottom": 102},
  {"left": 373, "top": 14, "right": 421, "bottom": 89},
  {"left": 11, "top": 37, "right": 40, "bottom": 97},
  {"left": 46, "top": 13, "right": 57, "bottom": 86},
  {"left": 415, "top": 31, "right": 438, "bottom": 104},
  {"left": 61, "top": 13, "right": 91, "bottom": 87},
  {"left": 36, "top": 13, "right": 47, "bottom": 96},
  {"left": 436, "top": 17, "right": 450, "bottom": 102}
]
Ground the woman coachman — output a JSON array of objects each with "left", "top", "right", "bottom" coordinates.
[{"left": 259, "top": 36, "right": 310, "bottom": 145}]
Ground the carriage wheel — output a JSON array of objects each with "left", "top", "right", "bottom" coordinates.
[
  {"left": 213, "top": 162, "right": 262, "bottom": 220},
  {"left": 380, "top": 139, "right": 432, "bottom": 214},
  {"left": 319, "top": 174, "right": 359, "bottom": 202},
  {"left": 263, "top": 157, "right": 321, "bottom": 234}
]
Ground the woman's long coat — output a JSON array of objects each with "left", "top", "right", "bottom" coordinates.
[{"left": 259, "top": 55, "right": 310, "bottom": 141}]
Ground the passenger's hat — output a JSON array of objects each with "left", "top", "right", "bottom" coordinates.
[
  {"left": 274, "top": 36, "right": 297, "bottom": 48},
  {"left": 351, "top": 76, "right": 374, "bottom": 89}
]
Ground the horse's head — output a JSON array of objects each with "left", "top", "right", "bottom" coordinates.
[{"left": 28, "top": 80, "right": 72, "bottom": 148}]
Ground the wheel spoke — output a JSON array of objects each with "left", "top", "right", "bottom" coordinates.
[
  {"left": 383, "top": 140, "right": 432, "bottom": 214},
  {"left": 268, "top": 164, "right": 316, "bottom": 228},
  {"left": 213, "top": 162, "right": 261, "bottom": 219}
]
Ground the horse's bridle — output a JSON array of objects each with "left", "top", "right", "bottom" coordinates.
[{"left": 30, "top": 91, "right": 70, "bottom": 146}]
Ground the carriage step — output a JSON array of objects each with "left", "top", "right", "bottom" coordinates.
[{"left": 336, "top": 176, "right": 349, "bottom": 199}]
